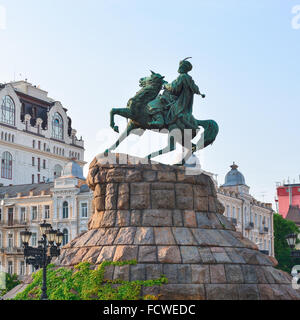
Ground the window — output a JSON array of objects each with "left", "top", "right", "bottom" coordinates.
[
  {"left": 32, "top": 157, "right": 35, "bottom": 166},
  {"left": 54, "top": 164, "right": 63, "bottom": 179},
  {"left": 232, "top": 207, "right": 236, "bottom": 219},
  {"left": 81, "top": 203, "right": 88, "bottom": 218},
  {"left": 43, "top": 160, "right": 46, "bottom": 169},
  {"left": 52, "top": 112, "right": 63, "bottom": 140},
  {"left": 238, "top": 208, "right": 241, "bottom": 222},
  {"left": 62, "top": 201, "right": 69, "bottom": 219},
  {"left": 8, "top": 234, "right": 13, "bottom": 248},
  {"left": 20, "top": 207, "right": 26, "bottom": 222},
  {"left": 20, "top": 261, "right": 25, "bottom": 276},
  {"left": 31, "top": 206, "right": 37, "bottom": 220},
  {"left": 31, "top": 233, "right": 37, "bottom": 247},
  {"left": 8, "top": 208, "right": 14, "bottom": 226},
  {"left": 32, "top": 174, "right": 34, "bottom": 184},
  {"left": 0, "top": 232, "right": 2, "bottom": 248},
  {"left": 0, "top": 96, "right": 15, "bottom": 126},
  {"left": 32, "top": 140, "right": 35, "bottom": 148},
  {"left": 38, "top": 141, "right": 41, "bottom": 150},
  {"left": 37, "top": 174, "right": 40, "bottom": 183},
  {"left": 62, "top": 229, "right": 69, "bottom": 246},
  {"left": 1, "top": 151, "right": 12, "bottom": 179},
  {"left": 38, "top": 158, "right": 40, "bottom": 172},
  {"left": 8, "top": 261, "right": 13, "bottom": 275},
  {"left": 226, "top": 205, "right": 230, "bottom": 217},
  {"left": 44, "top": 205, "right": 50, "bottom": 219},
  {"left": 0, "top": 208, "right": 2, "bottom": 221},
  {"left": 43, "top": 143, "right": 46, "bottom": 151}
]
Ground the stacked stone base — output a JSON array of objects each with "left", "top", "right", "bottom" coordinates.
[{"left": 56, "top": 153, "right": 300, "bottom": 300}]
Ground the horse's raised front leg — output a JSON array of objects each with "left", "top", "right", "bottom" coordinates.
[
  {"left": 105, "top": 122, "right": 137, "bottom": 154},
  {"left": 110, "top": 108, "right": 133, "bottom": 133}
]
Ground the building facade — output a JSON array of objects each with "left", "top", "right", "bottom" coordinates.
[
  {"left": 0, "top": 80, "right": 85, "bottom": 186},
  {"left": 217, "top": 163, "right": 274, "bottom": 257},
  {"left": 276, "top": 182, "right": 300, "bottom": 218},
  {"left": 0, "top": 160, "right": 93, "bottom": 278}
]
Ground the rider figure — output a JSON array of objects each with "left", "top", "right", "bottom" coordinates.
[
  {"left": 165, "top": 57, "right": 205, "bottom": 130},
  {"left": 146, "top": 58, "right": 205, "bottom": 130}
]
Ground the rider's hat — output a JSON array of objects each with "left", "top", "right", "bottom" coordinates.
[{"left": 179, "top": 57, "right": 193, "bottom": 72}]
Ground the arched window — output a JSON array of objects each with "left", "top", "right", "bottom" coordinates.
[
  {"left": 62, "top": 228, "right": 69, "bottom": 245},
  {"left": 54, "top": 164, "right": 63, "bottom": 179},
  {"left": 62, "top": 201, "right": 69, "bottom": 219},
  {"left": 52, "top": 112, "right": 63, "bottom": 140},
  {"left": 0, "top": 96, "right": 15, "bottom": 126},
  {"left": 1, "top": 151, "right": 12, "bottom": 179}
]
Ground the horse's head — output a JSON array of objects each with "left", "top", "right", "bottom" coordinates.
[{"left": 139, "top": 71, "right": 166, "bottom": 88}]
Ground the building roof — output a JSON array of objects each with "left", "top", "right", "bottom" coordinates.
[
  {"left": 222, "top": 162, "right": 246, "bottom": 187},
  {"left": 286, "top": 205, "right": 300, "bottom": 225},
  {"left": 62, "top": 160, "right": 85, "bottom": 180},
  {"left": 0, "top": 183, "right": 53, "bottom": 199}
]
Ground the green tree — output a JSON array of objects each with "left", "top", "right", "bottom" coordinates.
[
  {"left": 274, "top": 213, "right": 299, "bottom": 273},
  {"left": 0, "top": 273, "right": 20, "bottom": 297}
]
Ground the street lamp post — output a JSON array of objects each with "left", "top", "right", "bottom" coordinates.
[
  {"left": 286, "top": 233, "right": 300, "bottom": 259},
  {"left": 20, "top": 221, "right": 63, "bottom": 300}
]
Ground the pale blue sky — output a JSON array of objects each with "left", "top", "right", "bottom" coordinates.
[{"left": 1, "top": 0, "right": 300, "bottom": 205}]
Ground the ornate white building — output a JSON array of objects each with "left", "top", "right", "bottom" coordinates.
[
  {"left": 0, "top": 160, "right": 93, "bottom": 278},
  {"left": 0, "top": 80, "right": 85, "bottom": 185},
  {"left": 217, "top": 163, "right": 274, "bottom": 257}
]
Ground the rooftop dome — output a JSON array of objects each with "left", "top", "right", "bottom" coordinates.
[
  {"left": 223, "top": 162, "right": 246, "bottom": 186},
  {"left": 62, "top": 160, "right": 85, "bottom": 180}
]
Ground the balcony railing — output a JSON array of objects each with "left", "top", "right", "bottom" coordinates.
[
  {"left": 245, "top": 222, "right": 254, "bottom": 230},
  {"left": 0, "top": 220, "right": 27, "bottom": 227},
  {"left": 2, "top": 247, "right": 24, "bottom": 254}
]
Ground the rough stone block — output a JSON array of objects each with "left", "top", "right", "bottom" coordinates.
[
  {"left": 195, "top": 212, "right": 212, "bottom": 228},
  {"left": 134, "top": 227, "right": 154, "bottom": 244},
  {"left": 242, "top": 265, "right": 258, "bottom": 284},
  {"left": 237, "top": 284, "right": 260, "bottom": 300},
  {"left": 130, "top": 210, "right": 142, "bottom": 226},
  {"left": 114, "top": 227, "right": 136, "bottom": 245},
  {"left": 125, "top": 169, "right": 142, "bottom": 182},
  {"left": 113, "top": 245, "right": 138, "bottom": 261},
  {"left": 180, "top": 246, "right": 201, "bottom": 263},
  {"left": 177, "top": 265, "right": 192, "bottom": 284},
  {"left": 130, "top": 264, "right": 146, "bottom": 281},
  {"left": 193, "top": 184, "right": 209, "bottom": 197},
  {"left": 143, "top": 170, "right": 157, "bottom": 181},
  {"left": 225, "top": 264, "right": 244, "bottom": 283},
  {"left": 116, "top": 210, "right": 130, "bottom": 226},
  {"left": 157, "top": 171, "right": 176, "bottom": 182},
  {"left": 103, "top": 265, "right": 115, "bottom": 281},
  {"left": 183, "top": 210, "right": 197, "bottom": 227},
  {"left": 211, "top": 247, "right": 232, "bottom": 263},
  {"left": 113, "top": 265, "right": 130, "bottom": 281},
  {"left": 90, "top": 228, "right": 118, "bottom": 246},
  {"left": 159, "top": 284, "right": 205, "bottom": 300},
  {"left": 96, "top": 246, "right": 116, "bottom": 263},
  {"left": 94, "top": 196, "right": 105, "bottom": 211},
  {"left": 98, "top": 210, "right": 116, "bottom": 228},
  {"left": 172, "top": 227, "right": 197, "bottom": 245},
  {"left": 177, "top": 171, "right": 196, "bottom": 183},
  {"left": 210, "top": 265, "right": 226, "bottom": 283},
  {"left": 138, "top": 246, "right": 157, "bottom": 263},
  {"left": 82, "top": 246, "right": 102, "bottom": 264},
  {"left": 163, "top": 264, "right": 178, "bottom": 283},
  {"left": 151, "top": 190, "right": 175, "bottom": 209},
  {"left": 142, "top": 210, "right": 172, "bottom": 226},
  {"left": 157, "top": 246, "right": 181, "bottom": 263},
  {"left": 172, "top": 210, "right": 183, "bottom": 226},
  {"left": 131, "top": 182, "right": 150, "bottom": 195},
  {"left": 154, "top": 227, "right": 176, "bottom": 245},
  {"left": 146, "top": 264, "right": 163, "bottom": 280},
  {"left": 191, "top": 265, "right": 210, "bottom": 284},
  {"left": 205, "top": 284, "right": 239, "bottom": 300},
  {"left": 198, "top": 248, "right": 215, "bottom": 264},
  {"left": 106, "top": 168, "right": 125, "bottom": 182},
  {"left": 131, "top": 194, "right": 150, "bottom": 210}
]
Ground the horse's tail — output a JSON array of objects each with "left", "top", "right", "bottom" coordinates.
[{"left": 197, "top": 119, "right": 219, "bottom": 148}]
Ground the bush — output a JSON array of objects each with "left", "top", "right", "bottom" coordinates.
[
  {"left": 14, "top": 261, "right": 168, "bottom": 300},
  {"left": 0, "top": 273, "right": 20, "bottom": 297}
]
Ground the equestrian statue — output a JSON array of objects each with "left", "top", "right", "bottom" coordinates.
[{"left": 106, "top": 58, "right": 219, "bottom": 165}]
